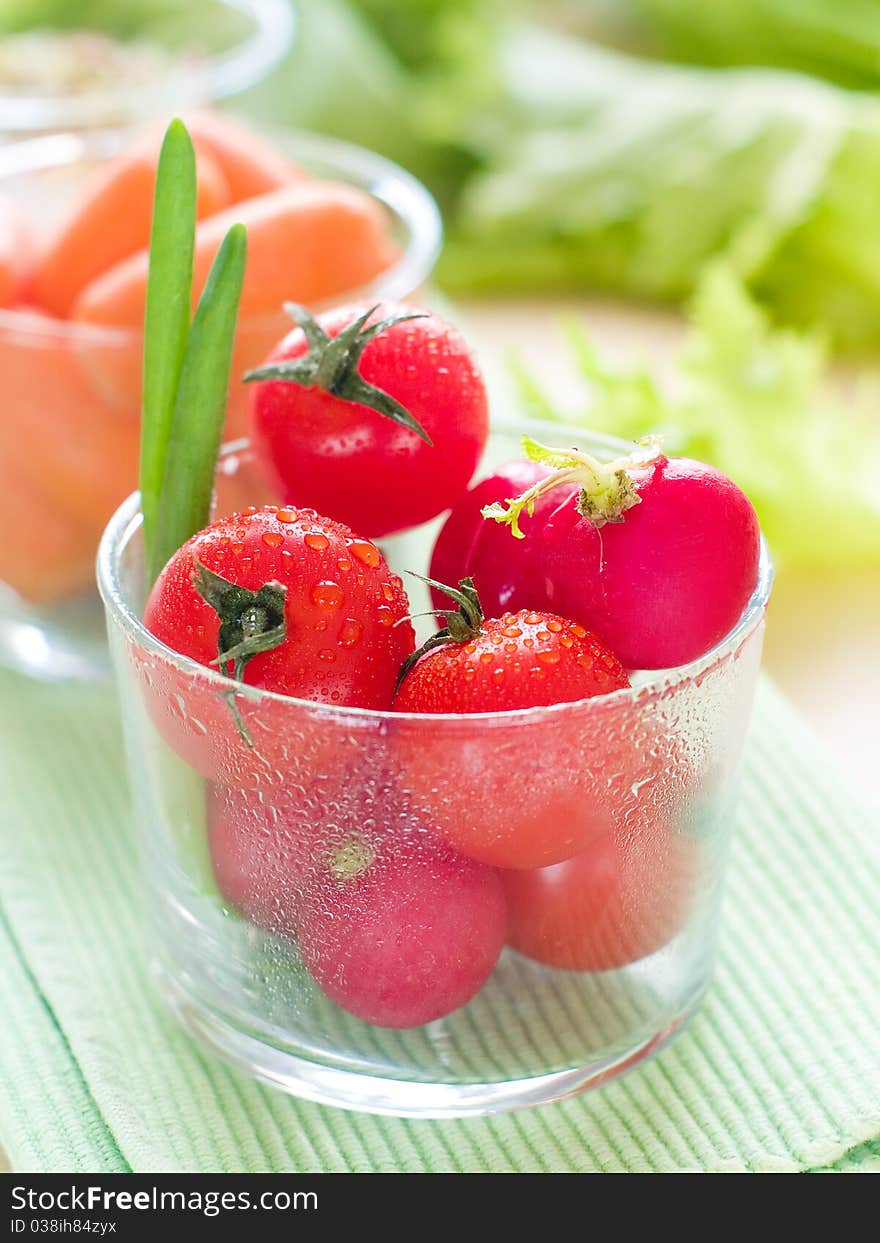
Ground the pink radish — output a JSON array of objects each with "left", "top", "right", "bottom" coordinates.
[
  {"left": 297, "top": 833, "right": 507, "bottom": 1029},
  {"left": 208, "top": 774, "right": 507, "bottom": 1029},
  {"left": 429, "top": 459, "right": 552, "bottom": 616},
  {"left": 483, "top": 439, "right": 760, "bottom": 669}
]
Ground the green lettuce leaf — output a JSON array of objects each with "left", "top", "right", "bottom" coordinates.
[
  {"left": 618, "top": 0, "right": 880, "bottom": 91},
  {"left": 440, "top": 24, "right": 880, "bottom": 350}
]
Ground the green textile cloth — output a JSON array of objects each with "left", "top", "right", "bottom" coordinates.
[{"left": 0, "top": 669, "right": 877, "bottom": 1174}]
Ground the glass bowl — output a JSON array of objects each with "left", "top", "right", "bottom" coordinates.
[
  {"left": 0, "top": 127, "right": 442, "bottom": 680},
  {"left": 97, "top": 423, "right": 772, "bottom": 1118},
  {"left": 0, "top": 0, "right": 294, "bottom": 135}
]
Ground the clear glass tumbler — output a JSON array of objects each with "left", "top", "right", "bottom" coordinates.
[
  {"left": 98, "top": 424, "right": 772, "bottom": 1118},
  {"left": 0, "top": 128, "right": 441, "bottom": 680}
]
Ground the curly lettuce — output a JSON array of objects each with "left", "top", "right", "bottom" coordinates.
[
  {"left": 619, "top": 0, "right": 880, "bottom": 91},
  {"left": 439, "top": 25, "right": 880, "bottom": 351}
]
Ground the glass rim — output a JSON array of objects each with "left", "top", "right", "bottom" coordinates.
[
  {"left": 0, "top": 0, "right": 295, "bottom": 132},
  {"left": 0, "top": 126, "right": 443, "bottom": 345},
  {"left": 96, "top": 428, "right": 774, "bottom": 728}
]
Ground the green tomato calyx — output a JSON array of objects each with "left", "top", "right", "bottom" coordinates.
[
  {"left": 394, "top": 575, "right": 484, "bottom": 693},
  {"left": 191, "top": 557, "right": 287, "bottom": 682},
  {"left": 243, "top": 302, "right": 433, "bottom": 444}
]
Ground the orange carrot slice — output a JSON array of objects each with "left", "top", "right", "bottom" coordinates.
[
  {"left": 186, "top": 109, "right": 306, "bottom": 201},
  {"left": 0, "top": 308, "right": 139, "bottom": 540},
  {"left": 30, "top": 141, "right": 231, "bottom": 318},
  {"left": 0, "top": 195, "right": 36, "bottom": 307},
  {"left": 71, "top": 181, "right": 399, "bottom": 330},
  {"left": 0, "top": 468, "right": 96, "bottom": 604}
]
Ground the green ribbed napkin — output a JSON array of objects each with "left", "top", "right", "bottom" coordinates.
[{"left": 0, "top": 669, "right": 878, "bottom": 1174}]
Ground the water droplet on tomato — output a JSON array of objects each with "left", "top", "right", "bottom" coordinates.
[
  {"left": 537, "top": 649, "right": 561, "bottom": 665},
  {"left": 318, "top": 649, "right": 336, "bottom": 662},
  {"left": 546, "top": 619, "right": 563, "bottom": 633},
  {"left": 376, "top": 606, "right": 394, "bottom": 627},
  {"left": 504, "top": 642, "right": 517, "bottom": 654},
  {"left": 560, "top": 635, "right": 574, "bottom": 648},
  {"left": 262, "top": 531, "right": 284, "bottom": 548},
  {"left": 462, "top": 668, "right": 476, "bottom": 681},
  {"left": 305, "top": 532, "right": 329, "bottom": 552},
  {"left": 492, "top": 668, "right": 505, "bottom": 685},
  {"left": 525, "top": 612, "right": 543, "bottom": 625},
  {"left": 479, "top": 651, "right": 493, "bottom": 664},
  {"left": 311, "top": 581, "right": 345, "bottom": 610},
  {"left": 276, "top": 508, "right": 298, "bottom": 524},
  {"left": 339, "top": 619, "right": 363, "bottom": 648},
  {"left": 242, "top": 506, "right": 258, "bottom": 516},
  {"left": 502, "top": 625, "right": 522, "bottom": 638},
  {"left": 349, "top": 539, "right": 380, "bottom": 568},
  {"left": 571, "top": 623, "right": 587, "bottom": 638},
  {"left": 530, "top": 666, "right": 544, "bottom": 678},
  {"left": 230, "top": 543, "right": 244, "bottom": 556},
  {"left": 381, "top": 583, "right": 394, "bottom": 602},
  {"left": 337, "top": 557, "right": 353, "bottom": 573}
]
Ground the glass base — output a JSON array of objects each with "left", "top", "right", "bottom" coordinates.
[
  {"left": 159, "top": 967, "right": 704, "bottom": 1119},
  {"left": 0, "top": 584, "right": 110, "bottom": 682}
]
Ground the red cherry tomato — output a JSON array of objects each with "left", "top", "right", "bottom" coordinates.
[
  {"left": 247, "top": 301, "right": 489, "bottom": 538},
  {"left": 393, "top": 585, "right": 641, "bottom": 871},
  {"left": 504, "top": 817, "right": 697, "bottom": 971},
  {"left": 393, "top": 688, "right": 688, "bottom": 872},
  {"left": 140, "top": 504, "right": 413, "bottom": 786},
  {"left": 207, "top": 779, "right": 318, "bottom": 936}
]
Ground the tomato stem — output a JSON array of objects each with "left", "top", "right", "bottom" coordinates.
[
  {"left": 243, "top": 302, "right": 434, "bottom": 444},
  {"left": 394, "top": 575, "right": 484, "bottom": 693}
]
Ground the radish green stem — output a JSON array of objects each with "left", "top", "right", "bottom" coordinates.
[
  {"left": 482, "top": 435, "right": 661, "bottom": 537},
  {"left": 140, "top": 119, "right": 196, "bottom": 577},
  {"left": 150, "top": 223, "right": 247, "bottom": 580}
]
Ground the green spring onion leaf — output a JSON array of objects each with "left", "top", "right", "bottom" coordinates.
[
  {"left": 140, "top": 118, "right": 196, "bottom": 578},
  {"left": 150, "top": 222, "right": 247, "bottom": 580}
]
